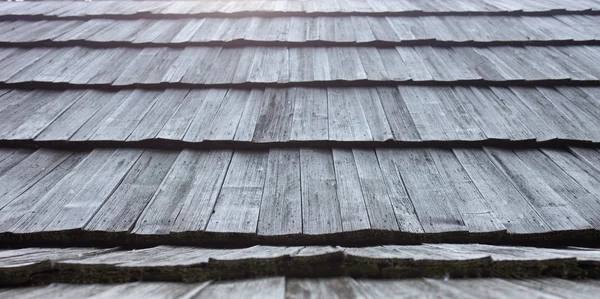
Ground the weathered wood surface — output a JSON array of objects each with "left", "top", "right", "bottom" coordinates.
[
  {"left": 2, "top": 86, "right": 600, "bottom": 144},
  {"left": 3, "top": 277, "right": 599, "bottom": 299},
  {"left": 0, "top": 46, "right": 598, "bottom": 86},
  {"left": 0, "top": 147, "right": 598, "bottom": 245},
  {"left": 1, "top": 244, "right": 600, "bottom": 285},
  {"left": 0, "top": 0, "right": 598, "bottom": 19}
]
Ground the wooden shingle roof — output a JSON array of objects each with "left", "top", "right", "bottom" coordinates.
[{"left": 1, "top": 0, "right": 600, "bottom": 296}]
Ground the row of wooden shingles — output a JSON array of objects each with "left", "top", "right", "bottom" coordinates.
[
  {"left": 0, "top": 146, "right": 599, "bottom": 236},
  {"left": 0, "top": 86, "right": 599, "bottom": 143},
  {"left": 0, "top": 15, "right": 597, "bottom": 43},
  {"left": 0, "top": 0, "right": 595, "bottom": 17},
  {"left": 1, "top": 46, "right": 599, "bottom": 86}
]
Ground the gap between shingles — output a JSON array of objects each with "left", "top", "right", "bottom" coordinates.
[
  {"left": 3, "top": 80, "right": 600, "bottom": 92},
  {"left": 1, "top": 139, "right": 600, "bottom": 152},
  {"left": 1, "top": 39, "right": 600, "bottom": 49},
  {"left": 1, "top": 10, "right": 600, "bottom": 21}
]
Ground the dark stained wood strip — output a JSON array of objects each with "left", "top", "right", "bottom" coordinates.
[{"left": 2, "top": 244, "right": 600, "bottom": 285}]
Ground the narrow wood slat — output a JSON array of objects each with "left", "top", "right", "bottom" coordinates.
[
  {"left": 353, "top": 149, "right": 400, "bottom": 231},
  {"left": 327, "top": 88, "right": 372, "bottom": 141},
  {"left": 375, "top": 149, "right": 424, "bottom": 234},
  {"left": 484, "top": 147, "right": 592, "bottom": 232},
  {"left": 300, "top": 149, "right": 343, "bottom": 235},
  {"left": 205, "top": 151, "right": 268, "bottom": 234},
  {"left": 332, "top": 149, "right": 371, "bottom": 232},
  {"left": 453, "top": 148, "right": 551, "bottom": 234},
  {"left": 290, "top": 87, "right": 328, "bottom": 141},
  {"left": 258, "top": 149, "right": 302, "bottom": 236},
  {"left": 85, "top": 150, "right": 179, "bottom": 233},
  {"left": 390, "top": 148, "right": 468, "bottom": 234}
]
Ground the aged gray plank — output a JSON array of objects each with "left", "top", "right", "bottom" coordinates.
[
  {"left": 570, "top": 147, "right": 600, "bottom": 171},
  {"left": 253, "top": 88, "right": 295, "bottom": 143},
  {"left": 428, "top": 87, "right": 487, "bottom": 141},
  {"left": 289, "top": 48, "right": 314, "bottom": 82},
  {"left": 161, "top": 47, "right": 203, "bottom": 82},
  {"left": 326, "top": 47, "right": 367, "bottom": 81},
  {"left": 353, "top": 149, "right": 400, "bottom": 231},
  {"left": 0, "top": 90, "right": 62, "bottom": 139},
  {"left": 378, "top": 48, "right": 410, "bottom": 81},
  {"left": 74, "top": 48, "right": 139, "bottom": 84},
  {"left": 300, "top": 149, "right": 343, "bottom": 235},
  {"left": 35, "top": 90, "right": 116, "bottom": 141},
  {"left": 390, "top": 149, "right": 467, "bottom": 233},
  {"left": 203, "top": 48, "right": 246, "bottom": 84},
  {"left": 489, "top": 87, "right": 555, "bottom": 141},
  {"left": 509, "top": 87, "right": 591, "bottom": 141},
  {"left": 9, "top": 149, "right": 114, "bottom": 233},
  {"left": 0, "top": 153, "right": 83, "bottom": 231},
  {"left": 429, "top": 149, "right": 506, "bottom": 233},
  {"left": 156, "top": 89, "right": 207, "bottom": 141},
  {"left": 69, "top": 90, "right": 134, "bottom": 141},
  {"left": 90, "top": 90, "right": 162, "bottom": 141},
  {"left": 332, "top": 149, "right": 371, "bottom": 232},
  {"left": 541, "top": 148, "right": 600, "bottom": 210},
  {"left": 312, "top": 47, "right": 331, "bottom": 82},
  {"left": 7, "top": 90, "right": 85, "bottom": 140},
  {"left": 0, "top": 149, "right": 34, "bottom": 178},
  {"left": 453, "top": 148, "right": 551, "bottom": 234},
  {"left": 85, "top": 150, "right": 179, "bottom": 232},
  {"left": 133, "top": 150, "right": 232, "bottom": 234},
  {"left": 470, "top": 87, "right": 535, "bottom": 141},
  {"left": 354, "top": 88, "right": 394, "bottom": 141},
  {"left": 234, "top": 89, "right": 265, "bottom": 142},
  {"left": 399, "top": 86, "right": 459, "bottom": 141},
  {"left": 204, "top": 89, "right": 249, "bottom": 141},
  {"left": 247, "top": 47, "right": 288, "bottom": 83},
  {"left": 374, "top": 149, "right": 424, "bottom": 233},
  {"left": 356, "top": 48, "right": 390, "bottom": 81},
  {"left": 232, "top": 47, "right": 259, "bottom": 84},
  {"left": 450, "top": 87, "right": 506, "bottom": 140},
  {"left": 516, "top": 148, "right": 600, "bottom": 229},
  {"left": 287, "top": 278, "right": 367, "bottom": 299},
  {"left": 171, "top": 150, "right": 232, "bottom": 233},
  {"left": 0, "top": 48, "right": 53, "bottom": 82},
  {"left": 182, "top": 89, "right": 228, "bottom": 142},
  {"left": 205, "top": 151, "right": 268, "bottom": 234},
  {"left": 41, "top": 149, "right": 142, "bottom": 232},
  {"left": 140, "top": 48, "right": 183, "bottom": 84},
  {"left": 375, "top": 87, "right": 421, "bottom": 141},
  {"left": 484, "top": 147, "right": 592, "bottom": 231},
  {"left": 0, "top": 149, "right": 73, "bottom": 209},
  {"left": 536, "top": 87, "right": 600, "bottom": 141},
  {"left": 258, "top": 149, "right": 302, "bottom": 236},
  {"left": 198, "top": 278, "right": 284, "bottom": 299},
  {"left": 180, "top": 47, "right": 223, "bottom": 84},
  {"left": 127, "top": 89, "right": 190, "bottom": 141},
  {"left": 327, "top": 88, "right": 372, "bottom": 141},
  {"left": 395, "top": 47, "right": 434, "bottom": 81},
  {"left": 356, "top": 279, "right": 462, "bottom": 299},
  {"left": 290, "top": 87, "right": 328, "bottom": 141}
]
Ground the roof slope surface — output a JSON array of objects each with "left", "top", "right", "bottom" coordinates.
[{"left": 1, "top": 0, "right": 600, "bottom": 292}]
